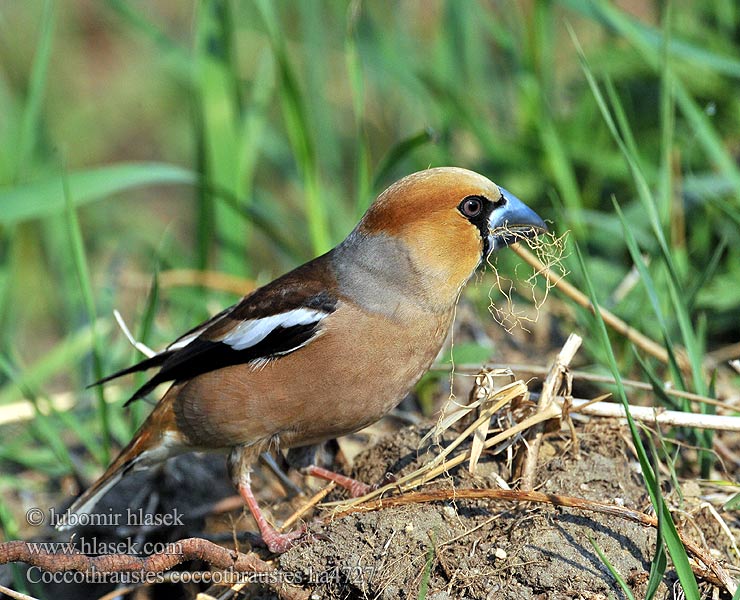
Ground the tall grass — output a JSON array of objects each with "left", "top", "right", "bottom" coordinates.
[{"left": 0, "top": 4, "right": 738, "bottom": 591}]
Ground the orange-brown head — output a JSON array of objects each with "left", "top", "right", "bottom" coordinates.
[{"left": 338, "top": 167, "right": 546, "bottom": 310}]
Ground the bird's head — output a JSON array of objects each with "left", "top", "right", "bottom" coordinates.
[{"left": 354, "top": 167, "right": 547, "bottom": 304}]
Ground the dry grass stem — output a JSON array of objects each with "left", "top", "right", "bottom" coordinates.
[
  {"left": 696, "top": 502, "right": 740, "bottom": 560},
  {"left": 279, "top": 482, "right": 336, "bottom": 531},
  {"left": 421, "top": 371, "right": 522, "bottom": 445},
  {"left": 520, "top": 334, "right": 581, "bottom": 490},
  {"left": 510, "top": 243, "right": 692, "bottom": 371},
  {"left": 325, "top": 401, "right": 562, "bottom": 512},
  {"left": 467, "top": 371, "right": 501, "bottom": 473},
  {"left": 437, "top": 363, "right": 736, "bottom": 412},
  {"left": 113, "top": 309, "right": 156, "bottom": 358},
  {"left": 412, "top": 379, "right": 526, "bottom": 470},
  {"left": 327, "top": 338, "right": 583, "bottom": 511},
  {"left": 0, "top": 582, "right": 39, "bottom": 600},
  {"left": 707, "top": 341, "right": 740, "bottom": 365},
  {"left": 126, "top": 269, "right": 256, "bottom": 296},
  {"left": 566, "top": 397, "right": 740, "bottom": 431}
]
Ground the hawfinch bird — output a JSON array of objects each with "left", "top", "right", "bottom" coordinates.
[{"left": 58, "top": 167, "right": 546, "bottom": 552}]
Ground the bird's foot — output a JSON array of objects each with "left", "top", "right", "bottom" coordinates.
[
  {"left": 303, "top": 465, "right": 374, "bottom": 498},
  {"left": 236, "top": 476, "right": 310, "bottom": 554},
  {"left": 261, "top": 523, "right": 308, "bottom": 554}
]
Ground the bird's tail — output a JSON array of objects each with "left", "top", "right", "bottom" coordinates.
[{"left": 56, "top": 399, "right": 183, "bottom": 531}]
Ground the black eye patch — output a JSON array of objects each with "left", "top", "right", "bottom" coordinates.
[{"left": 458, "top": 195, "right": 495, "bottom": 258}]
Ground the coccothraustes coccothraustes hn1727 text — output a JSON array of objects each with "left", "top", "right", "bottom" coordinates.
[{"left": 58, "top": 167, "right": 547, "bottom": 552}]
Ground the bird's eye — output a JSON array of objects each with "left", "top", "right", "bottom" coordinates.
[{"left": 459, "top": 196, "right": 483, "bottom": 218}]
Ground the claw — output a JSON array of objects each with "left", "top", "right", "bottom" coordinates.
[
  {"left": 382, "top": 472, "right": 398, "bottom": 485},
  {"left": 261, "top": 523, "right": 308, "bottom": 553}
]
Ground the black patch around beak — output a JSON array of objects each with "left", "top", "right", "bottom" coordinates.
[{"left": 489, "top": 187, "right": 547, "bottom": 251}]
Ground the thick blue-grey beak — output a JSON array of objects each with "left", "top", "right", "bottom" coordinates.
[{"left": 489, "top": 187, "right": 547, "bottom": 251}]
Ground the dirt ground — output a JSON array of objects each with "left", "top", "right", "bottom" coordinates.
[
  {"left": 275, "top": 419, "right": 720, "bottom": 600},
  {"left": 1, "top": 414, "right": 737, "bottom": 600}
]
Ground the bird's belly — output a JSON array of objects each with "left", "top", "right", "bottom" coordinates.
[
  {"left": 281, "top": 348, "right": 434, "bottom": 447},
  {"left": 173, "top": 307, "right": 451, "bottom": 449}
]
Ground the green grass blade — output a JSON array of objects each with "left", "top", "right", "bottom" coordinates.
[
  {"left": 603, "top": 77, "right": 641, "bottom": 172},
  {"left": 538, "top": 115, "right": 585, "bottom": 236},
  {"left": 665, "top": 281, "right": 706, "bottom": 395},
  {"left": 0, "top": 497, "right": 28, "bottom": 593},
  {"left": 576, "top": 25, "right": 711, "bottom": 404},
  {"left": 725, "top": 494, "right": 740, "bottom": 511},
  {"left": 237, "top": 50, "right": 275, "bottom": 208},
  {"left": 0, "top": 354, "right": 74, "bottom": 472},
  {"left": 611, "top": 200, "right": 669, "bottom": 339},
  {"left": 129, "top": 266, "right": 161, "bottom": 433},
  {"left": 0, "top": 321, "right": 110, "bottom": 404},
  {"left": 573, "top": 241, "right": 699, "bottom": 599},
  {"left": 645, "top": 442, "right": 668, "bottom": 600},
  {"left": 0, "top": 162, "right": 197, "bottom": 225},
  {"left": 633, "top": 349, "right": 681, "bottom": 411},
  {"left": 14, "top": 0, "right": 54, "bottom": 181},
  {"left": 686, "top": 236, "right": 727, "bottom": 311},
  {"left": 613, "top": 198, "right": 704, "bottom": 402},
  {"left": 372, "top": 128, "right": 437, "bottom": 192},
  {"left": 204, "top": 182, "right": 303, "bottom": 260},
  {"left": 656, "top": 2, "right": 676, "bottom": 227},
  {"left": 54, "top": 404, "right": 105, "bottom": 465},
  {"left": 568, "top": 26, "right": 681, "bottom": 285},
  {"left": 417, "top": 531, "right": 436, "bottom": 600},
  {"left": 568, "top": 0, "right": 740, "bottom": 203},
  {"left": 563, "top": 0, "right": 740, "bottom": 79},
  {"left": 587, "top": 535, "right": 635, "bottom": 600},
  {"left": 195, "top": 0, "right": 245, "bottom": 275},
  {"left": 346, "top": 3, "right": 371, "bottom": 215},
  {"left": 62, "top": 170, "right": 110, "bottom": 463},
  {"left": 105, "top": 0, "right": 193, "bottom": 83},
  {"left": 255, "top": 0, "right": 331, "bottom": 254},
  {"left": 672, "top": 81, "right": 740, "bottom": 203}
]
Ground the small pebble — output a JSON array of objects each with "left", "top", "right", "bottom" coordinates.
[{"left": 494, "top": 548, "right": 507, "bottom": 559}]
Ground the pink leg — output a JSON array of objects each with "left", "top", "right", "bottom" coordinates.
[
  {"left": 305, "top": 465, "right": 372, "bottom": 498},
  {"left": 237, "top": 474, "right": 305, "bottom": 553}
]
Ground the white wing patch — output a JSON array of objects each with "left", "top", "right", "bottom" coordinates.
[
  {"left": 166, "top": 327, "right": 208, "bottom": 352},
  {"left": 217, "top": 308, "right": 327, "bottom": 351},
  {"left": 165, "top": 307, "right": 234, "bottom": 352}
]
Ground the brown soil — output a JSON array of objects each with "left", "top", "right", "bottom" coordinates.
[
  {"left": 2, "top": 417, "right": 736, "bottom": 600},
  {"left": 278, "top": 420, "right": 677, "bottom": 599}
]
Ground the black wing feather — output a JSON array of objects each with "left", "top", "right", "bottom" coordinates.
[
  {"left": 87, "top": 353, "right": 171, "bottom": 389},
  {"left": 88, "top": 305, "right": 235, "bottom": 389},
  {"left": 95, "top": 258, "right": 338, "bottom": 407},
  {"left": 123, "top": 321, "right": 319, "bottom": 406}
]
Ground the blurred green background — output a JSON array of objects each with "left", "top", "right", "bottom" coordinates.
[{"left": 1, "top": 0, "right": 739, "bottom": 541}]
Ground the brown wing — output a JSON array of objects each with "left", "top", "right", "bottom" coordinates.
[{"left": 92, "top": 257, "right": 339, "bottom": 405}]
